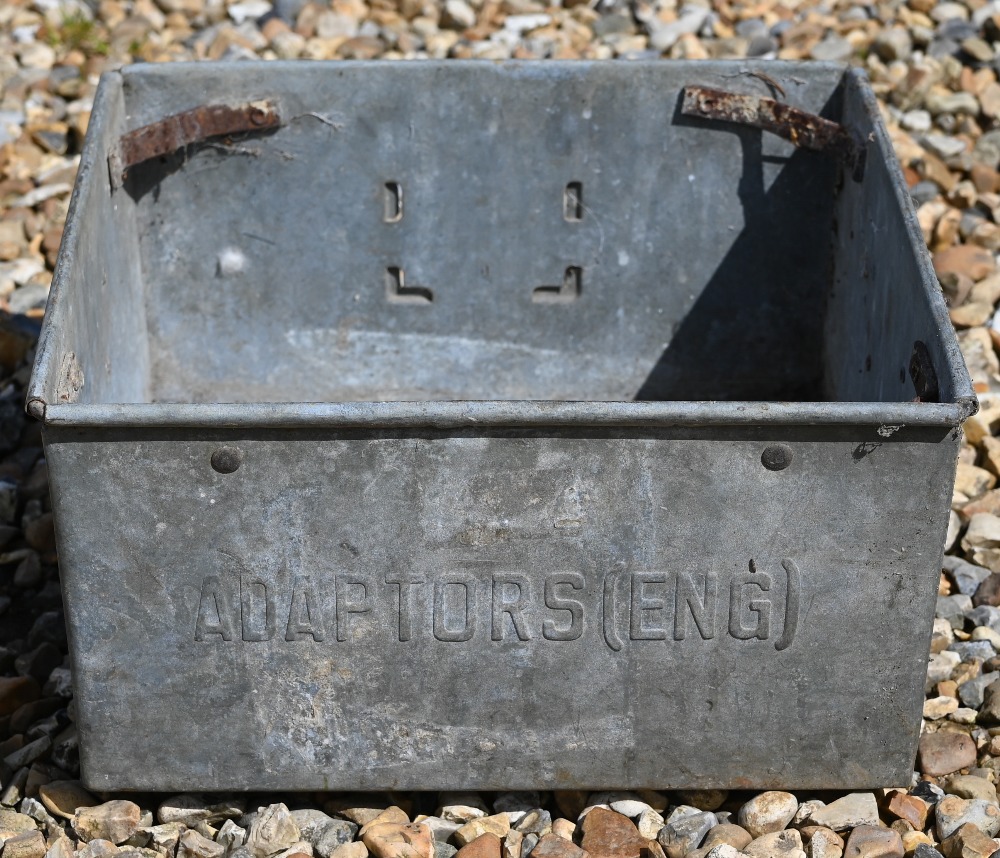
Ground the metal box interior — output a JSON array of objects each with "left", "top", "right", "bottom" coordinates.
[{"left": 28, "top": 61, "right": 976, "bottom": 792}]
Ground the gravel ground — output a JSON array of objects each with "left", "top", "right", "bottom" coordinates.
[{"left": 6, "top": 0, "right": 1000, "bottom": 854}]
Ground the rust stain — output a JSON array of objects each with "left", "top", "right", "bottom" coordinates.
[
  {"left": 909, "top": 339, "right": 940, "bottom": 403},
  {"left": 110, "top": 100, "right": 281, "bottom": 184},
  {"left": 680, "top": 85, "right": 865, "bottom": 179}
]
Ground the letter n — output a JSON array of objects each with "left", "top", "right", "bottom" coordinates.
[{"left": 674, "top": 571, "right": 717, "bottom": 641}]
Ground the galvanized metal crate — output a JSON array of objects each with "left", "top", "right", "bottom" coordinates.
[{"left": 28, "top": 59, "right": 976, "bottom": 792}]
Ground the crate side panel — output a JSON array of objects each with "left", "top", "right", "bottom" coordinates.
[
  {"left": 119, "top": 62, "right": 840, "bottom": 404},
  {"left": 46, "top": 425, "right": 956, "bottom": 790},
  {"left": 38, "top": 74, "right": 151, "bottom": 408},
  {"left": 825, "top": 73, "right": 967, "bottom": 409}
]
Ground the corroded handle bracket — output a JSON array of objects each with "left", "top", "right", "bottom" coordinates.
[
  {"left": 681, "top": 85, "right": 866, "bottom": 181},
  {"left": 108, "top": 100, "right": 281, "bottom": 189}
]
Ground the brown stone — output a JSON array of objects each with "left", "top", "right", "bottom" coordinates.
[
  {"left": 956, "top": 463, "right": 997, "bottom": 497},
  {"left": 935, "top": 245, "right": 998, "bottom": 282},
  {"left": 72, "top": 801, "right": 143, "bottom": 845},
  {"left": 971, "top": 163, "right": 1000, "bottom": 193},
  {"left": 744, "top": 830, "right": 803, "bottom": 858},
  {"left": 801, "top": 828, "right": 843, "bottom": 845},
  {"left": 505, "top": 830, "right": 525, "bottom": 858},
  {"left": 551, "top": 820, "right": 576, "bottom": 841},
  {"left": 4, "top": 830, "right": 47, "bottom": 858},
  {"left": 529, "top": 835, "right": 589, "bottom": 858},
  {"left": 939, "top": 680, "right": 960, "bottom": 698},
  {"left": 885, "top": 793, "right": 931, "bottom": 831},
  {"left": 920, "top": 151, "right": 958, "bottom": 193},
  {"left": 0, "top": 809, "right": 36, "bottom": 840},
  {"left": 917, "top": 731, "right": 978, "bottom": 776},
  {"left": 951, "top": 303, "right": 995, "bottom": 328},
  {"left": 23, "top": 513, "right": 55, "bottom": 554},
  {"left": 261, "top": 16, "right": 290, "bottom": 39},
  {"left": 940, "top": 823, "right": 998, "bottom": 858},
  {"left": 360, "top": 808, "right": 410, "bottom": 837},
  {"left": 331, "top": 844, "right": 369, "bottom": 858},
  {"left": 943, "top": 775, "right": 998, "bottom": 803},
  {"left": 455, "top": 817, "right": 510, "bottom": 848},
  {"left": 337, "top": 35, "right": 385, "bottom": 58},
  {"left": 807, "top": 828, "right": 845, "bottom": 858},
  {"left": 901, "top": 832, "right": 934, "bottom": 855},
  {"left": 0, "top": 677, "right": 40, "bottom": 717},
  {"left": 0, "top": 317, "right": 35, "bottom": 373},
  {"left": 456, "top": 834, "right": 502, "bottom": 858},
  {"left": 843, "top": 827, "right": 904, "bottom": 858},
  {"left": 554, "top": 794, "right": 589, "bottom": 821},
  {"left": 580, "top": 808, "right": 647, "bottom": 858},
  {"left": 704, "top": 826, "right": 753, "bottom": 852},
  {"left": 953, "top": 662, "right": 982, "bottom": 687},
  {"left": 362, "top": 823, "right": 434, "bottom": 858},
  {"left": 975, "top": 572, "right": 1000, "bottom": 607},
  {"left": 981, "top": 438, "right": 1000, "bottom": 481},
  {"left": 177, "top": 829, "right": 224, "bottom": 858},
  {"left": 940, "top": 272, "right": 975, "bottom": 307}
]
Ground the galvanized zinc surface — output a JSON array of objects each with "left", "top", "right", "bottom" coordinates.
[
  {"left": 29, "top": 61, "right": 975, "bottom": 790},
  {"left": 48, "top": 424, "right": 957, "bottom": 791}
]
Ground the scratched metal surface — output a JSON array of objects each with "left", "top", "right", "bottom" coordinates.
[
  {"left": 46, "top": 424, "right": 957, "bottom": 791},
  {"left": 125, "top": 60, "right": 847, "bottom": 404},
  {"left": 28, "top": 61, "right": 974, "bottom": 790}
]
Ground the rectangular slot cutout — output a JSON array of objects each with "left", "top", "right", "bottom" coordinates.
[
  {"left": 384, "top": 182, "right": 403, "bottom": 223},
  {"left": 533, "top": 266, "right": 582, "bottom": 304},
  {"left": 386, "top": 266, "right": 433, "bottom": 304},
  {"left": 564, "top": 182, "right": 583, "bottom": 221}
]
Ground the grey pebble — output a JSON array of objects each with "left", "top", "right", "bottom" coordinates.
[
  {"left": 658, "top": 811, "right": 718, "bottom": 858},
  {"left": 4, "top": 736, "right": 50, "bottom": 770},
  {"left": 960, "top": 671, "right": 999, "bottom": 708},
  {"left": 434, "top": 843, "right": 457, "bottom": 858},
  {"left": 7, "top": 284, "right": 49, "bottom": 316},
  {"left": 949, "top": 640, "right": 996, "bottom": 661},
  {"left": 810, "top": 33, "right": 853, "bottom": 60},
  {"left": 938, "top": 594, "right": 974, "bottom": 628},
  {"left": 15, "top": 643, "right": 62, "bottom": 683},
  {"left": 289, "top": 811, "right": 336, "bottom": 844},
  {"left": 313, "top": 821, "right": 358, "bottom": 858},
  {"left": 911, "top": 181, "right": 941, "bottom": 205},
  {"left": 516, "top": 810, "right": 551, "bottom": 836},
  {"left": 873, "top": 26, "right": 913, "bottom": 60},
  {"left": 936, "top": 798, "right": 1000, "bottom": 839}
]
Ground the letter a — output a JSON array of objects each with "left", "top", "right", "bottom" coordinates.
[
  {"left": 195, "top": 575, "right": 235, "bottom": 641},
  {"left": 285, "top": 577, "right": 327, "bottom": 641}
]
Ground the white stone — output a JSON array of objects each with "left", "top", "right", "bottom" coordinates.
[
  {"left": 228, "top": 0, "right": 271, "bottom": 23},
  {"left": 924, "top": 696, "right": 960, "bottom": 720},
  {"left": 805, "top": 794, "right": 879, "bottom": 832},
  {"left": 738, "top": 793, "right": 798, "bottom": 840}
]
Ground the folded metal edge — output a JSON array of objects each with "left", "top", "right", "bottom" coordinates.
[{"left": 38, "top": 400, "right": 965, "bottom": 429}]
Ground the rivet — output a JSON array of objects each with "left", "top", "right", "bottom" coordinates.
[
  {"left": 211, "top": 446, "right": 243, "bottom": 474},
  {"left": 761, "top": 444, "right": 793, "bottom": 471}
]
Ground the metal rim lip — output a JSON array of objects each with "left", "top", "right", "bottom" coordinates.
[{"left": 37, "top": 399, "right": 967, "bottom": 429}]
